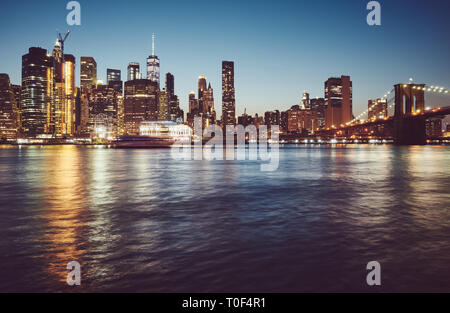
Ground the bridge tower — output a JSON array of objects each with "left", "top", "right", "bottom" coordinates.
[
  {"left": 393, "top": 83, "right": 426, "bottom": 145},
  {"left": 394, "top": 84, "right": 425, "bottom": 117}
]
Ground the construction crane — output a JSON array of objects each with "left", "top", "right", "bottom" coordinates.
[
  {"left": 56, "top": 30, "right": 70, "bottom": 136},
  {"left": 57, "top": 30, "right": 71, "bottom": 73}
]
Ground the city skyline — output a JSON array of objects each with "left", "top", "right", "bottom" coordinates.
[{"left": 1, "top": 0, "right": 450, "bottom": 117}]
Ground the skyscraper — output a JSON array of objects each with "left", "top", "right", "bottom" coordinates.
[
  {"left": 158, "top": 89, "right": 169, "bottom": 121},
  {"left": 203, "top": 83, "right": 216, "bottom": 126},
  {"left": 203, "top": 83, "right": 215, "bottom": 115},
  {"left": 165, "top": 73, "right": 183, "bottom": 122},
  {"left": 198, "top": 75, "right": 207, "bottom": 112},
  {"left": 324, "top": 75, "right": 352, "bottom": 128},
  {"left": 21, "top": 47, "right": 54, "bottom": 137},
  {"left": 107, "top": 69, "right": 121, "bottom": 84},
  {"left": 52, "top": 41, "right": 63, "bottom": 135},
  {"left": 147, "top": 33, "right": 160, "bottom": 87},
  {"left": 166, "top": 73, "right": 174, "bottom": 95},
  {"left": 186, "top": 91, "right": 198, "bottom": 128},
  {"left": 11, "top": 84, "right": 21, "bottom": 131},
  {"left": 63, "top": 54, "right": 76, "bottom": 136},
  {"left": 0, "top": 74, "right": 19, "bottom": 139},
  {"left": 310, "top": 97, "right": 326, "bottom": 130},
  {"left": 222, "top": 61, "right": 235, "bottom": 127},
  {"left": 301, "top": 92, "right": 310, "bottom": 109},
  {"left": 107, "top": 69, "right": 122, "bottom": 94},
  {"left": 80, "top": 57, "right": 97, "bottom": 90},
  {"left": 88, "top": 84, "right": 119, "bottom": 137},
  {"left": 123, "top": 79, "right": 158, "bottom": 135},
  {"left": 127, "top": 62, "right": 140, "bottom": 81}
]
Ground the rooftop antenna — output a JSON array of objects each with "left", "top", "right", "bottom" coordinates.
[{"left": 152, "top": 33, "right": 155, "bottom": 56}]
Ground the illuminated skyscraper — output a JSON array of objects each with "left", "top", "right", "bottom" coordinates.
[
  {"left": 301, "top": 92, "right": 310, "bottom": 109},
  {"left": 203, "top": 83, "right": 215, "bottom": 115},
  {"left": 12, "top": 84, "right": 21, "bottom": 131},
  {"left": 0, "top": 74, "right": 19, "bottom": 139},
  {"left": 198, "top": 75, "right": 207, "bottom": 112},
  {"left": 222, "top": 61, "right": 235, "bottom": 127},
  {"left": 107, "top": 69, "right": 121, "bottom": 84},
  {"left": 310, "top": 97, "right": 326, "bottom": 129},
  {"left": 147, "top": 33, "right": 160, "bottom": 87},
  {"left": 265, "top": 110, "right": 280, "bottom": 127},
  {"left": 158, "top": 89, "right": 169, "bottom": 121},
  {"left": 88, "top": 84, "right": 119, "bottom": 137},
  {"left": 62, "top": 54, "right": 76, "bottom": 136},
  {"left": 124, "top": 79, "right": 158, "bottom": 135},
  {"left": 21, "top": 47, "right": 54, "bottom": 137},
  {"left": 324, "top": 75, "right": 352, "bottom": 128},
  {"left": 186, "top": 92, "right": 198, "bottom": 128},
  {"left": 80, "top": 57, "right": 97, "bottom": 90},
  {"left": 107, "top": 69, "right": 122, "bottom": 94},
  {"left": 127, "top": 62, "right": 140, "bottom": 81}
]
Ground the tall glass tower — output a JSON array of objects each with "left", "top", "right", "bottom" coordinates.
[
  {"left": 127, "top": 62, "right": 140, "bottom": 81},
  {"left": 222, "top": 61, "right": 235, "bottom": 126},
  {"left": 147, "top": 33, "right": 160, "bottom": 88},
  {"left": 21, "top": 47, "right": 54, "bottom": 136}
]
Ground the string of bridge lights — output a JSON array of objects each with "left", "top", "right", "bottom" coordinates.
[
  {"left": 412, "top": 85, "right": 449, "bottom": 94},
  {"left": 346, "top": 82, "right": 450, "bottom": 127},
  {"left": 346, "top": 89, "right": 394, "bottom": 126}
]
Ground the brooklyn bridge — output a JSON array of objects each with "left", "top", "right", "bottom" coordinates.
[{"left": 315, "top": 83, "right": 450, "bottom": 145}]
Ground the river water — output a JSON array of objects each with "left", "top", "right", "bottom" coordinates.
[{"left": 0, "top": 145, "right": 449, "bottom": 292}]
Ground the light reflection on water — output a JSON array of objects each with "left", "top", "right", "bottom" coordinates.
[{"left": 0, "top": 145, "right": 449, "bottom": 292}]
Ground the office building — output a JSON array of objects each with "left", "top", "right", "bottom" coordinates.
[
  {"left": 324, "top": 75, "right": 353, "bottom": 128},
  {"left": 368, "top": 98, "right": 388, "bottom": 120},
  {"left": 107, "top": 69, "right": 122, "bottom": 94},
  {"left": 123, "top": 79, "right": 158, "bottom": 135},
  {"left": 127, "top": 63, "right": 140, "bottom": 81},
  {"left": 222, "top": 61, "right": 236, "bottom": 127},
  {"left": 21, "top": 47, "right": 54, "bottom": 136},
  {"left": 147, "top": 34, "right": 160, "bottom": 87},
  {"left": 0, "top": 74, "right": 19, "bottom": 139},
  {"left": 80, "top": 57, "right": 97, "bottom": 90}
]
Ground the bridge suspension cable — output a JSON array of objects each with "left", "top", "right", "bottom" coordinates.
[
  {"left": 347, "top": 88, "right": 394, "bottom": 126},
  {"left": 348, "top": 83, "right": 450, "bottom": 127}
]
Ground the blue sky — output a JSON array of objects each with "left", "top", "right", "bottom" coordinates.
[{"left": 1, "top": 0, "right": 450, "bottom": 117}]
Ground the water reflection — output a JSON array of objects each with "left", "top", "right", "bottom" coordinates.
[
  {"left": 40, "top": 146, "right": 88, "bottom": 286},
  {"left": 0, "top": 145, "right": 449, "bottom": 292}
]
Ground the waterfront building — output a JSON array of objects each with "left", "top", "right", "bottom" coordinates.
[
  {"left": 21, "top": 47, "right": 54, "bottom": 137},
  {"left": 310, "top": 97, "right": 326, "bottom": 130},
  {"left": 324, "top": 75, "right": 353, "bottom": 128},
  {"left": 87, "top": 84, "right": 120, "bottom": 139},
  {"left": 265, "top": 110, "right": 280, "bottom": 127},
  {"left": 0, "top": 74, "right": 19, "bottom": 139},
  {"left": 123, "top": 79, "right": 158, "bottom": 135}
]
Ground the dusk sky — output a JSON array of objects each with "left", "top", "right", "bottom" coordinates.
[{"left": 1, "top": 0, "right": 449, "bottom": 117}]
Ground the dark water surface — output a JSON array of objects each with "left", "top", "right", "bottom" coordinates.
[{"left": 0, "top": 145, "right": 449, "bottom": 292}]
